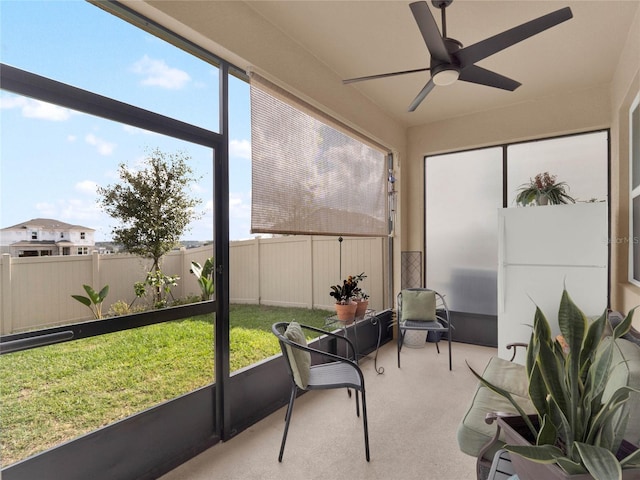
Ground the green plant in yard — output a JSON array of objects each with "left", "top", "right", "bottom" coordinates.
[
  {"left": 71, "top": 284, "right": 109, "bottom": 319},
  {"left": 469, "top": 289, "right": 640, "bottom": 480},
  {"left": 190, "top": 257, "right": 215, "bottom": 301},
  {"left": 131, "top": 270, "right": 180, "bottom": 309},
  {"left": 107, "top": 300, "right": 147, "bottom": 317}
]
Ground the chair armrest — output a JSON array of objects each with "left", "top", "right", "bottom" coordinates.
[
  {"left": 475, "top": 412, "right": 514, "bottom": 480},
  {"left": 506, "top": 342, "right": 528, "bottom": 362},
  {"left": 435, "top": 313, "right": 454, "bottom": 330},
  {"left": 295, "top": 324, "right": 359, "bottom": 363}
]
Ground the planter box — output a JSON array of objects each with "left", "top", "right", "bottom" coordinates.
[{"left": 498, "top": 415, "right": 640, "bottom": 480}]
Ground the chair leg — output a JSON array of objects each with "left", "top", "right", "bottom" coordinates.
[
  {"left": 278, "top": 386, "right": 297, "bottom": 462},
  {"left": 354, "top": 389, "right": 360, "bottom": 418},
  {"left": 360, "top": 388, "right": 370, "bottom": 462},
  {"left": 397, "top": 330, "right": 404, "bottom": 368},
  {"left": 435, "top": 339, "right": 441, "bottom": 354}
]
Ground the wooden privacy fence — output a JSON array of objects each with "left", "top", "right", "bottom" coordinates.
[{"left": 0, "top": 236, "right": 385, "bottom": 335}]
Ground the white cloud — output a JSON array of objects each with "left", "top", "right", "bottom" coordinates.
[
  {"left": 131, "top": 55, "right": 190, "bottom": 90},
  {"left": 35, "top": 202, "right": 57, "bottom": 217},
  {"left": 35, "top": 199, "right": 103, "bottom": 226},
  {"left": 67, "top": 135, "right": 77, "bottom": 142},
  {"left": 230, "top": 139, "right": 251, "bottom": 160},
  {"left": 1, "top": 94, "right": 74, "bottom": 121},
  {"left": 59, "top": 199, "right": 102, "bottom": 222},
  {"left": 85, "top": 133, "right": 115, "bottom": 156},
  {"left": 75, "top": 180, "right": 98, "bottom": 195},
  {"left": 229, "top": 195, "right": 244, "bottom": 208},
  {"left": 191, "top": 183, "right": 206, "bottom": 194},
  {"left": 229, "top": 191, "right": 253, "bottom": 240}
]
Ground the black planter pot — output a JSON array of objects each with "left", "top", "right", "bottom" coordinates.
[{"left": 498, "top": 415, "right": 640, "bottom": 480}]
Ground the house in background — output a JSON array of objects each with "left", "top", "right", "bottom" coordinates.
[{"left": 0, "top": 218, "right": 95, "bottom": 257}]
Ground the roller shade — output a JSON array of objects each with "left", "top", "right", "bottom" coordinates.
[{"left": 250, "top": 73, "right": 389, "bottom": 237}]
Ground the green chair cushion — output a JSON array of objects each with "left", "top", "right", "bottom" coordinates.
[
  {"left": 402, "top": 289, "right": 436, "bottom": 322},
  {"left": 456, "top": 356, "right": 535, "bottom": 460},
  {"left": 284, "top": 322, "right": 311, "bottom": 389}
]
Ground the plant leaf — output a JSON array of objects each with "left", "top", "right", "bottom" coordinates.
[
  {"left": 528, "top": 363, "right": 549, "bottom": 418},
  {"left": 580, "top": 310, "right": 607, "bottom": 375},
  {"left": 575, "top": 442, "right": 622, "bottom": 480},
  {"left": 612, "top": 309, "right": 636, "bottom": 340},
  {"left": 83, "top": 284, "right": 100, "bottom": 304},
  {"left": 190, "top": 261, "right": 203, "bottom": 278},
  {"left": 558, "top": 289, "right": 586, "bottom": 435},
  {"left": 536, "top": 337, "right": 569, "bottom": 418},
  {"left": 202, "top": 257, "right": 215, "bottom": 277},
  {"left": 556, "top": 457, "right": 588, "bottom": 475},
  {"left": 98, "top": 285, "right": 109, "bottom": 302},
  {"left": 505, "top": 443, "right": 565, "bottom": 463},
  {"left": 71, "top": 295, "right": 91, "bottom": 307},
  {"left": 537, "top": 414, "right": 557, "bottom": 446},
  {"left": 587, "top": 386, "right": 636, "bottom": 446}
]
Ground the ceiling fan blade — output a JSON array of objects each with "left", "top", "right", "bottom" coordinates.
[
  {"left": 456, "top": 7, "right": 573, "bottom": 67},
  {"left": 343, "top": 67, "right": 431, "bottom": 84},
  {"left": 459, "top": 65, "right": 521, "bottom": 91},
  {"left": 409, "top": 1, "right": 450, "bottom": 63},
  {"left": 408, "top": 78, "right": 436, "bottom": 112}
]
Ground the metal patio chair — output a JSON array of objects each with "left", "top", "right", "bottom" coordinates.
[
  {"left": 271, "top": 321, "right": 370, "bottom": 462},
  {"left": 397, "top": 288, "right": 452, "bottom": 370}
]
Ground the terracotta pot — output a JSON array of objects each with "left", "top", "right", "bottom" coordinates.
[
  {"left": 498, "top": 415, "right": 640, "bottom": 480},
  {"left": 335, "top": 302, "right": 357, "bottom": 323},
  {"left": 354, "top": 299, "right": 369, "bottom": 318}
]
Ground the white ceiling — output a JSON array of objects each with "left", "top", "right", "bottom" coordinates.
[{"left": 245, "top": 1, "right": 639, "bottom": 127}]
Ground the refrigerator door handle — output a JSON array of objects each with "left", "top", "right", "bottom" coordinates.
[{"left": 498, "top": 213, "right": 506, "bottom": 314}]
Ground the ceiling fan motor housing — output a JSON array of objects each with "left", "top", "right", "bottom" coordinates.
[
  {"left": 431, "top": 0, "right": 453, "bottom": 8},
  {"left": 430, "top": 37, "right": 462, "bottom": 85}
]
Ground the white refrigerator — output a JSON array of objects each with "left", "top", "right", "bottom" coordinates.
[{"left": 497, "top": 203, "right": 608, "bottom": 364}]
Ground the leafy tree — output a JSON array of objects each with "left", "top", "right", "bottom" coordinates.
[{"left": 98, "top": 149, "right": 203, "bottom": 302}]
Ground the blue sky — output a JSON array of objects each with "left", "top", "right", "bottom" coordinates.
[{"left": 0, "top": 0, "right": 253, "bottom": 241}]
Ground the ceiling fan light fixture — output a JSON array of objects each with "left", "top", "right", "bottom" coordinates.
[{"left": 432, "top": 67, "right": 460, "bottom": 86}]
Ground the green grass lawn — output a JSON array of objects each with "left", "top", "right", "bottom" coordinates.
[{"left": 0, "top": 304, "right": 330, "bottom": 466}]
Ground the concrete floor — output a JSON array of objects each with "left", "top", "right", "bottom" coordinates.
[{"left": 159, "top": 340, "right": 497, "bottom": 480}]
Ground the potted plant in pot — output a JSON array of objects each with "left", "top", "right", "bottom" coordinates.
[
  {"left": 352, "top": 273, "right": 369, "bottom": 318},
  {"left": 329, "top": 272, "right": 365, "bottom": 323},
  {"left": 468, "top": 289, "right": 640, "bottom": 480},
  {"left": 355, "top": 289, "right": 370, "bottom": 318},
  {"left": 515, "top": 171, "right": 576, "bottom": 206}
]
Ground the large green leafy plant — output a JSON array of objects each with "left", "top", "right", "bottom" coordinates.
[
  {"left": 469, "top": 290, "right": 640, "bottom": 479},
  {"left": 71, "top": 284, "right": 109, "bottom": 319},
  {"left": 190, "top": 257, "right": 215, "bottom": 301}
]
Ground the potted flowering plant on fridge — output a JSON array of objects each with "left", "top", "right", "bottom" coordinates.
[{"left": 515, "top": 172, "right": 575, "bottom": 206}]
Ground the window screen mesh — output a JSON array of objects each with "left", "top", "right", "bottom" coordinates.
[{"left": 250, "top": 73, "right": 389, "bottom": 237}]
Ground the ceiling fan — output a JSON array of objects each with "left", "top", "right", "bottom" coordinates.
[{"left": 343, "top": 0, "right": 573, "bottom": 112}]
